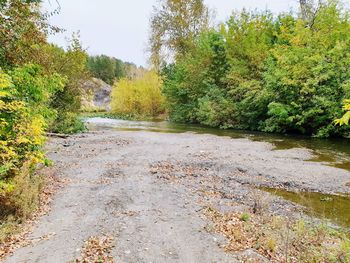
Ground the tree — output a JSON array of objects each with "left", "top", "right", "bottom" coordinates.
[
  {"left": 0, "top": 0, "right": 60, "bottom": 69},
  {"left": 87, "top": 55, "right": 116, "bottom": 84},
  {"left": 149, "top": 0, "right": 211, "bottom": 69},
  {"left": 0, "top": 0, "right": 88, "bottom": 239},
  {"left": 299, "top": 0, "right": 323, "bottom": 27},
  {"left": 111, "top": 71, "right": 165, "bottom": 117},
  {"left": 161, "top": 1, "right": 350, "bottom": 137},
  {"left": 123, "top": 62, "right": 147, "bottom": 80},
  {"left": 114, "top": 58, "right": 125, "bottom": 80},
  {"left": 41, "top": 35, "right": 89, "bottom": 133},
  {"left": 0, "top": 65, "right": 65, "bottom": 219},
  {"left": 87, "top": 55, "right": 126, "bottom": 84}
]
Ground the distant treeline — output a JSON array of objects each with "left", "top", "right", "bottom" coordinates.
[{"left": 87, "top": 55, "right": 146, "bottom": 84}]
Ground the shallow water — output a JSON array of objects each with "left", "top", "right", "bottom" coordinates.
[
  {"left": 85, "top": 117, "right": 350, "bottom": 172},
  {"left": 260, "top": 187, "right": 350, "bottom": 229}
]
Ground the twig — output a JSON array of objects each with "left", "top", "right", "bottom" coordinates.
[{"left": 46, "top": 132, "right": 70, "bottom": 139}]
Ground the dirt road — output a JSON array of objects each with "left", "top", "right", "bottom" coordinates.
[{"left": 4, "top": 130, "right": 350, "bottom": 262}]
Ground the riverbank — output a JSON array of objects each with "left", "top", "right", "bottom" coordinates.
[{"left": 3, "top": 126, "right": 350, "bottom": 262}]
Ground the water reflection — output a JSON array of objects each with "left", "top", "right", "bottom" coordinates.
[{"left": 260, "top": 187, "right": 350, "bottom": 230}]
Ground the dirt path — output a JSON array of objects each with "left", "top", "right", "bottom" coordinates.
[{"left": 4, "top": 130, "right": 350, "bottom": 262}]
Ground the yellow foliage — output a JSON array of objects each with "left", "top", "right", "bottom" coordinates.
[
  {"left": 335, "top": 100, "right": 350, "bottom": 126},
  {"left": 0, "top": 72, "right": 12, "bottom": 91},
  {"left": 0, "top": 64, "right": 67, "bottom": 242},
  {"left": 0, "top": 71, "right": 46, "bottom": 197},
  {"left": 111, "top": 71, "right": 165, "bottom": 117}
]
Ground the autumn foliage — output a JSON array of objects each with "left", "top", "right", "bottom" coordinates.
[
  {"left": 158, "top": 0, "right": 350, "bottom": 137},
  {"left": 111, "top": 71, "right": 165, "bottom": 118},
  {"left": 0, "top": 0, "right": 88, "bottom": 237}
]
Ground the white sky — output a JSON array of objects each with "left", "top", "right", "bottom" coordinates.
[{"left": 43, "top": 0, "right": 301, "bottom": 67}]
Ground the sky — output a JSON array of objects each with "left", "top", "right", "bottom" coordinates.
[{"left": 42, "top": 0, "right": 300, "bottom": 67}]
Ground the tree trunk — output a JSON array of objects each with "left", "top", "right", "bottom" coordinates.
[{"left": 300, "top": 0, "right": 310, "bottom": 21}]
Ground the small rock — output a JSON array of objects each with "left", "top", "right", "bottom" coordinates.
[{"left": 237, "top": 167, "right": 247, "bottom": 173}]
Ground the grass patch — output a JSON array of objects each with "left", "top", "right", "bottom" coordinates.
[
  {"left": 0, "top": 164, "right": 44, "bottom": 228},
  {"left": 0, "top": 166, "right": 61, "bottom": 261},
  {"left": 240, "top": 213, "right": 251, "bottom": 222},
  {"left": 205, "top": 207, "right": 350, "bottom": 262}
]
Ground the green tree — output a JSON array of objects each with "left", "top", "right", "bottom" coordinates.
[
  {"left": 0, "top": 0, "right": 60, "bottom": 69},
  {"left": 38, "top": 36, "right": 89, "bottom": 133},
  {"left": 263, "top": 2, "right": 350, "bottom": 137},
  {"left": 0, "top": 0, "right": 86, "bottom": 134},
  {"left": 87, "top": 55, "right": 126, "bottom": 84},
  {"left": 223, "top": 11, "right": 276, "bottom": 130},
  {"left": 114, "top": 58, "right": 126, "bottom": 80},
  {"left": 162, "top": 30, "right": 232, "bottom": 125},
  {"left": 149, "top": 0, "right": 211, "bottom": 69},
  {"left": 161, "top": 0, "right": 350, "bottom": 138},
  {"left": 0, "top": 0, "right": 88, "bottom": 240},
  {"left": 87, "top": 55, "right": 116, "bottom": 84}
]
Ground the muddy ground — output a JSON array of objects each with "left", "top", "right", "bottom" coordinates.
[{"left": 4, "top": 130, "right": 350, "bottom": 263}]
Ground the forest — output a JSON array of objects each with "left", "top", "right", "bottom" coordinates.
[
  {"left": 1, "top": 0, "right": 350, "bottom": 262},
  {"left": 149, "top": 0, "right": 350, "bottom": 138}
]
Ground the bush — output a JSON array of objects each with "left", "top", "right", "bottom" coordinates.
[
  {"left": 35, "top": 39, "right": 89, "bottom": 134},
  {"left": 49, "top": 112, "right": 85, "bottom": 134},
  {"left": 0, "top": 0, "right": 88, "bottom": 242},
  {"left": 0, "top": 65, "right": 64, "bottom": 220},
  {"left": 111, "top": 71, "right": 165, "bottom": 118}
]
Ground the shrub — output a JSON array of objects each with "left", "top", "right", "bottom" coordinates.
[
  {"left": 0, "top": 65, "right": 64, "bottom": 222},
  {"left": 111, "top": 71, "right": 165, "bottom": 118},
  {"left": 335, "top": 99, "right": 350, "bottom": 126},
  {"left": 35, "top": 38, "right": 89, "bottom": 134},
  {"left": 0, "top": 0, "right": 88, "bottom": 243}
]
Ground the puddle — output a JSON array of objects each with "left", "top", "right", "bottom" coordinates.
[{"left": 260, "top": 187, "right": 350, "bottom": 229}]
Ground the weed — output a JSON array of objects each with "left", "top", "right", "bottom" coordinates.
[
  {"left": 240, "top": 213, "right": 251, "bottom": 222},
  {"left": 204, "top": 207, "right": 350, "bottom": 262},
  {"left": 251, "top": 190, "right": 271, "bottom": 215}
]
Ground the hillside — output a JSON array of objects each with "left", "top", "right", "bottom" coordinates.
[{"left": 81, "top": 78, "right": 112, "bottom": 112}]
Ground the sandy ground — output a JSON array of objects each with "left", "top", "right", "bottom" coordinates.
[{"left": 4, "top": 130, "right": 350, "bottom": 263}]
